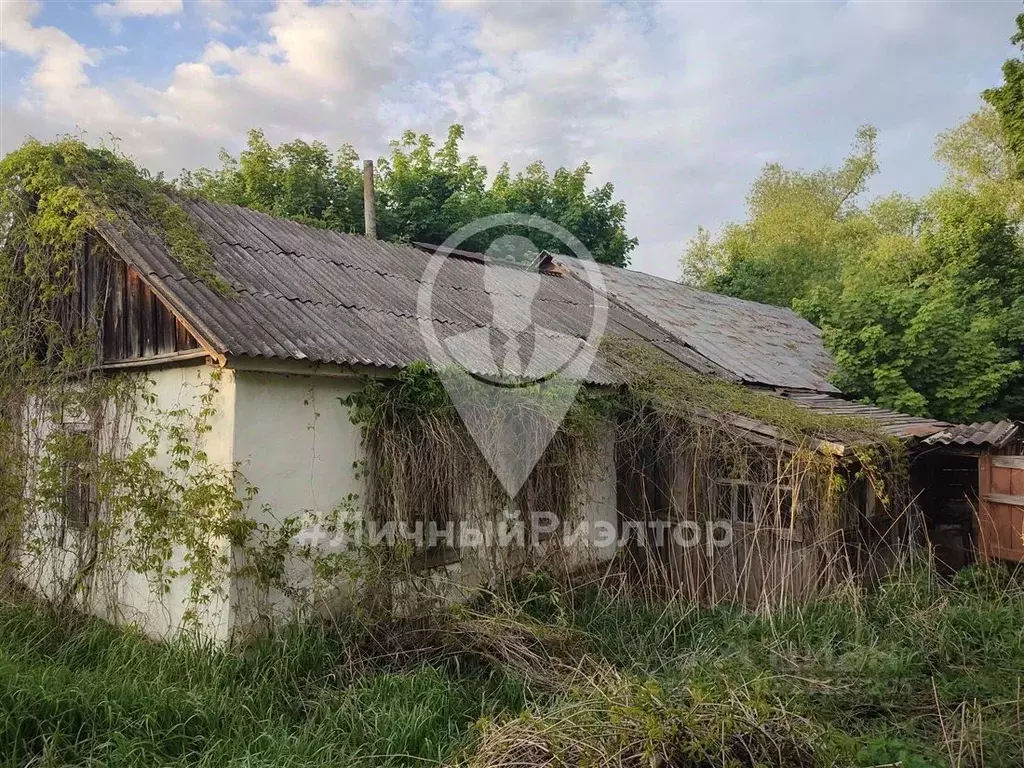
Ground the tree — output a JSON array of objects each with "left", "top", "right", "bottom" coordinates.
[
  {"left": 680, "top": 126, "right": 878, "bottom": 307},
  {"left": 178, "top": 125, "right": 637, "bottom": 267},
  {"left": 373, "top": 125, "right": 495, "bottom": 248},
  {"left": 177, "top": 129, "right": 365, "bottom": 233},
  {"left": 488, "top": 160, "right": 637, "bottom": 266},
  {"left": 934, "top": 105, "right": 1024, "bottom": 221},
  {"left": 810, "top": 188, "right": 1024, "bottom": 422},
  {"left": 983, "top": 13, "right": 1024, "bottom": 177}
]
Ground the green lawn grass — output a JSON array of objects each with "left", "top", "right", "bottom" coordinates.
[{"left": 2, "top": 564, "right": 1023, "bottom": 767}]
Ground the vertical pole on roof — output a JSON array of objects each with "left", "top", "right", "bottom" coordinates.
[{"left": 363, "top": 159, "right": 377, "bottom": 239}]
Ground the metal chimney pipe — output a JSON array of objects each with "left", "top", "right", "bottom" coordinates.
[{"left": 363, "top": 159, "right": 377, "bottom": 239}]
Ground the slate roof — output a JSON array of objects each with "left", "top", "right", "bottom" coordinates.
[
  {"left": 922, "top": 421, "right": 1022, "bottom": 449},
  {"left": 96, "top": 198, "right": 1018, "bottom": 449},
  {"left": 98, "top": 198, "right": 833, "bottom": 391},
  {"left": 564, "top": 261, "right": 837, "bottom": 392},
  {"left": 777, "top": 390, "right": 950, "bottom": 440},
  {"left": 97, "top": 198, "right": 721, "bottom": 384}
]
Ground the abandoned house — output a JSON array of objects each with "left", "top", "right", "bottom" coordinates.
[{"left": 14, "top": 196, "right": 1023, "bottom": 643}]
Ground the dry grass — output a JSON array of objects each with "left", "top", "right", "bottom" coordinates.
[{"left": 342, "top": 609, "right": 603, "bottom": 693}]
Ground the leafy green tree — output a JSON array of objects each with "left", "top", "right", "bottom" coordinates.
[
  {"left": 805, "top": 189, "right": 1024, "bottom": 422},
  {"left": 934, "top": 105, "right": 1024, "bottom": 223},
  {"left": 488, "top": 160, "right": 636, "bottom": 266},
  {"left": 178, "top": 125, "right": 636, "bottom": 267},
  {"left": 984, "top": 13, "right": 1024, "bottom": 177},
  {"left": 374, "top": 125, "right": 495, "bottom": 248},
  {"left": 681, "top": 126, "right": 878, "bottom": 307},
  {"left": 177, "top": 129, "right": 365, "bottom": 232}
]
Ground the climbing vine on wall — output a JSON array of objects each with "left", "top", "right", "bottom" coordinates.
[
  {"left": 340, "top": 361, "right": 615, "bottom": 590},
  {"left": 599, "top": 337, "right": 911, "bottom": 603},
  {"left": 23, "top": 372, "right": 256, "bottom": 622},
  {"left": 0, "top": 138, "right": 245, "bottom": 626},
  {"left": 339, "top": 344, "right": 912, "bottom": 608}
]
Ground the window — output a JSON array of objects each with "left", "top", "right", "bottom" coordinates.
[
  {"left": 713, "top": 477, "right": 799, "bottom": 538},
  {"left": 59, "top": 427, "right": 95, "bottom": 533}
]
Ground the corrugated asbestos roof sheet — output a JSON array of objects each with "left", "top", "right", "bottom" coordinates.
[
  {"left": 563, "top": 261, "right": 838, "bottom": 392},
  {"left": 779, "top": 391, "right": 1021, "bottom": 448},
  {"left": 922, "top": 421, "right": 1022, "bottom": 449},
  {"left": 778, "top": 390, "right": 950, "bottom": 439},
  {"left": 97, "top": 199, "right": 724, "bottom": 385}
]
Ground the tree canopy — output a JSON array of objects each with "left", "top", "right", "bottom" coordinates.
[
  {"left": 177, "top": 125, "right": 637, "bottom": 267},
  {"left": 984, "top": 13, "right": 1024, "bottom": 179},
  {"left": 679, "top": 13, "right": 1024, "bottom": 424}
]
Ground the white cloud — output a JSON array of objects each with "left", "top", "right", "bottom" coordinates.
[
  {"left": 197, "top": 0, "right": 242, "bottom": 34},
  {"left": 428, "top": 1, "right": 1020, "bottom": 276},
  {"left": 0, "top": 0, "right": 125, "bottom": 123},
  {"left": 3, "top": 1, "right": 412, "bottom": 170},
  {"left": 129, "top": 0, "right": 409, "bottom": 147},
  {"left": 95, "top": 0, "right": 183, "bottom": 20}
]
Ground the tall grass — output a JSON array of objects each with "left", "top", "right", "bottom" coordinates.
[
  {"left": 556, "top": 564, "right": 1024, "bottom": 767},
  {"left": 0, "top": 606, "right": 529, "bottom": 767},
  {"left": 2, "top": 563, "right": 1023, "bottom": 767}
]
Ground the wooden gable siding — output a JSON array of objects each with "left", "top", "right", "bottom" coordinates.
[{"left": 79, "top": 238, "right": 201, "bottom": 364}]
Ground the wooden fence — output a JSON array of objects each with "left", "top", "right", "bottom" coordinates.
[{"left": 978, "top": 455, "right": 1024, "bottom": 562}]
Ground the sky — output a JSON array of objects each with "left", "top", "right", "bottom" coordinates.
[{"left": 0, "top": 0, "right": 1019, "bottom": 279}]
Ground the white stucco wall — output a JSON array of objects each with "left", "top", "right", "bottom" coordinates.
[
  {"left": 23, "top": 360, "right": 622, "bottom": 642},
  {"left": 226, "top": 368, "right": 620, "bottom": 627},
  {"left": 21, "top": 363, "right": 236, "bottom": 643},
  {"left": 228, "top": 370, "right": 364, "bottom": 630}
]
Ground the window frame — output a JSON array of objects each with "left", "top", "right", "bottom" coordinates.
[
  {"left": 58, "top": 425, "right": 96, "bottom": 535},
  {"left": 713, "top": 476, "right": 802, "bottom": 541}
]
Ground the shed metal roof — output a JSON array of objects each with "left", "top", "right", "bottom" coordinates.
[
  {"left": 922, "top": 421, "right": 1022, "bottom": 449},
  {"left": 779, "top": 390, "right": 1021, "bottom": 449}
]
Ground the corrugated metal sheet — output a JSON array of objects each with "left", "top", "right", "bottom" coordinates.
[
  {"left": 779, "top": 390, "right": 1021, "bottom": 448},
  {"left": 922, "top": 421, "right": 1022, "bottom": 449},
  {"left": 562, "top": 260, "right": 838, "bottom": 392},
  {"left": 97, "top": 199, "right": 728, "bottom": 385}
]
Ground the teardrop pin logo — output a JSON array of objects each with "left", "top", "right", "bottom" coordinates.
[{"left": 416, "top": 214, "right": 608, "bottom": 497}]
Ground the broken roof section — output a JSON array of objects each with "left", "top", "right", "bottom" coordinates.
[{"left": 778, "top": 391, "right": 1021, "bottom": 450}]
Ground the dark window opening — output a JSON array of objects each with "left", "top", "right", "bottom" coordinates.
[{"left": 60, "top": 428, "right": 96, "bottom": 533}]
